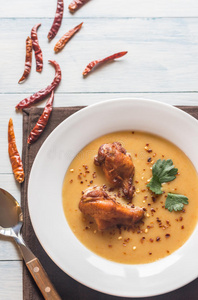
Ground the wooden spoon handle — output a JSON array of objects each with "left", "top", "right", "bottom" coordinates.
[{"left": 26, "top": 257, "right": 61, "bottom": 300}]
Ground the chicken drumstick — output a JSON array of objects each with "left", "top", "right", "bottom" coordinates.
[
  {"left": 79, "top": 186, "right": 144, "bottom": 230},
  {"left": 94, "top": 142, "right": 135, "bottom": 201}
]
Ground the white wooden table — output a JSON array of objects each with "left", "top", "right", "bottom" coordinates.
[{"left": 0, "top": 1, "right": 198, "bottom": 298}]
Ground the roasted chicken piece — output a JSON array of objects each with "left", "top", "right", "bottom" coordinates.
[
  {"left": 94, "top": 142, "right": 135, "bottom": 201},
  {"left": 79, "top": 186, "right": 144, "bottom": 230}
]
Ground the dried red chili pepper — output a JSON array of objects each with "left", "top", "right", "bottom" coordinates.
[
  {"left": 48, "top": 0, "right": 64, "bottom": 41},
  {"left": 68, "top": 0, "right": 89, "bottom": 13},
  {"left": 15, "top": 60, "right": 61, "bottom": 110},
  {"left": 31, "top": 23, "right": 43, "bottom": 72},
  {"left": 54, "top": 22, "right": 83, "bottom": 53},
  {"left": 27, "top": 91, "right": 54, "bottom": 144},
  {"left": 18, "top": 36, "right": 33, "bottom": 83},
  {"left": 8, "top": 118, "right": 25, "bottom": 183},
  {"left": 82, "top": 51, "right": 128, "bottom": 76}
]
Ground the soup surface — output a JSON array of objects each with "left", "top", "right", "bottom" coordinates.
[{"left": 62, "top": 131, "right": 198, "bottom": 264}]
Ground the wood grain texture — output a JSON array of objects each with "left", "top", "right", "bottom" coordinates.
[
  {"left": 0, "top": 261, "right": 22, "bottom": 300},
  {"left": 0, "top": 18, "right": 198, "bottom": 93},
  {"left": 0, "top": 0, "right": 198, "bottom": 299},
  {"left": 1, "top": 0, "right": 198, "bottom": 17},
  {"left": 26, "top": 258, "right": 61, "bottom": 300}
]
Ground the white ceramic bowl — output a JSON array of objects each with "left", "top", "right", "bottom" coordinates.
[{"left": 28, "top": 98, "right": 198, "bottom": 297}]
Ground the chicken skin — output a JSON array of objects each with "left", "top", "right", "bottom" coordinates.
[
  {"left": 94, "top": 142, "right": 135, "bottom": 201},
  {"left": 79, "top": 186, "right": 144, "bottom": 230}
]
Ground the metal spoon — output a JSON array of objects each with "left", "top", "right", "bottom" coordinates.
[{"left": 0, "top": 188, "right": 61, "bottom": 300}]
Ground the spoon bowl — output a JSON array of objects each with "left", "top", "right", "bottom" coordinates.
[{"left": 0, "top": 189, "right": 23, "bottom": 238}]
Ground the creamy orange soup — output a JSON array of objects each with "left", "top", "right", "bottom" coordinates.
[{"left": 62, "top": 131, "right": 198, "bottom": 264}]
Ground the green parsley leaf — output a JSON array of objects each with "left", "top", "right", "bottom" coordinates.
[
  {"left": 147, "top": 175, "right": 162, "bottom": 194},
  {"left": 147, "top": 159, "right": 178, "bottom": 194},
  {"left": 165, "top": 193, "right": 189, "bottom": 212}
]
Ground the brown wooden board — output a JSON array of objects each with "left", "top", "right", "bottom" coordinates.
[{"left": 22, "top": 106, "right": 198, "bottom": 300}]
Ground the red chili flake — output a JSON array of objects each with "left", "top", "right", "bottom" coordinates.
[
  {"left": 54, "top": 22, "right": 83, "bottom": 53},
  {"left": 108, "top": 244, "right": 112, "bottom": 248},
  {"left": 181, "top": 225, "right": 184, "bottom": 229},
  {"left": 18, "top": 36, "right": 33, "bottom": 83},
  {"left": 82, "top": 51, "right": 128, "bottom": 76},
  {"left": 179, "top": 216, "right": 183, "bottom": 221},
  {"left": 149, "top": 252, "right": 152, "bottom": 255},
  {"left": 147, "top": 149, "right": 152, "bottom": 153},
  {"left": 165, "top": 234, "right": 170, "bottom": 238},
  {"left": 92, "top": 172, "right": 97, "bottom": 178},
  {"left": 140, "top": 237, "right": 146, "bottom": 244},
  {"left": 70, "top": 179, "right": 73, "bottom": 183},
  {"left": 68, "top": 0, "right": 89, "bottom": 12},
  {"left": 90, "top": 180, "right": 93, "bottom": 184},
  {"left": 124, "top": 238, "right": 130, "bottom": 243},
  {"left": 31, "top": 23, "right": 43, "bottom": 73},
  {"left": 48, "top": 0, "right": 64, "bottom": 41},
  {"left": 27, "top": 91, "right": 54, "bottom": 144},
  {"left": 147, "top": 157, "right": 152, "bottom": 162},
  {"left": 16, "top": 60, "right": 61, "bottom": 110},
  {"left": 149, "top": 238, "right": 154, "bottom": 243}
]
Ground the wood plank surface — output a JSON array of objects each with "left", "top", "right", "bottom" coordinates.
[
  {"left": 1, "top": 0, "right": 198, "bottom": 18},
  {"left": 0, "top": 261, "right": 22, "bottom": 300},
  {"left": 0, "top": 18, "right": 198, "bottom": 93},
  {"left": 0, "top": 0, "right": 198, "bottom": 299}
]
